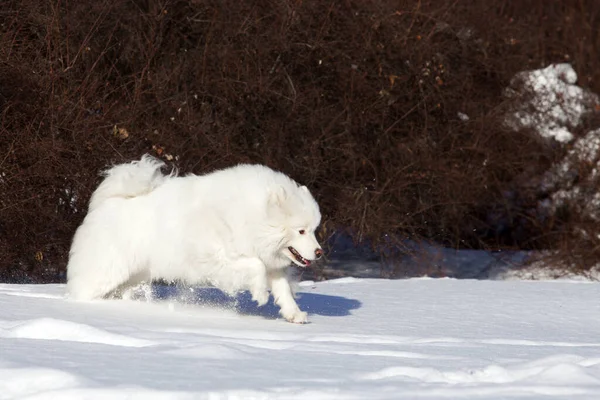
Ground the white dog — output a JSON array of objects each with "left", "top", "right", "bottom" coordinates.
[{"left": 66, "top": 155, "right": 323, "bottom": 323}]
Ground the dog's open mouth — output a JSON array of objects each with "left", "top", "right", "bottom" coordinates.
[{"left": 288, "top": 246, "right": 311, "bottom": 267}]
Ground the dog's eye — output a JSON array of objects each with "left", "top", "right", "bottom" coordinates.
[{"left": 299, "top": 229, "right": 305, "bottom": 235}]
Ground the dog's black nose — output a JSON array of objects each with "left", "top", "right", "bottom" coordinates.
[{"left": 315, "top": 248, "right": 323, "bottom": 259}]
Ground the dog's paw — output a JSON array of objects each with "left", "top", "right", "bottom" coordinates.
[
  {"left": 283, "top": 310, "right": 308, "bottom": 324},
  {"left": 251, "top": 290, "right": 270, "bottom": 307}
]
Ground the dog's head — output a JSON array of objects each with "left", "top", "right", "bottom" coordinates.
[{"left": 267, "top": 184, "right": 323, "bottom": 267}]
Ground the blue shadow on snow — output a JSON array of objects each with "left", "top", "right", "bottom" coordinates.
[{"left": 151, "top": 284, "right": 362, "bottom": 320}]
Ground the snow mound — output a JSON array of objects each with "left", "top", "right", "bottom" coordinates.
[
  {"left": 505, "top": 63, "right": 598, "bottom": 143},
  {"left": 538, "top": 128, "right": 600, "bottom": 221},
  {"left": 362, "top": 355, "right": 600, "bottom": 385},
  {"left": 0, "top": 367, "right": 83, "bottom": 400},
  {"left": 17, "top": 388, "right": 197, "bottom": 400},
  {"left": 0, "top": 317, "right": 156, "bottom": 347}
]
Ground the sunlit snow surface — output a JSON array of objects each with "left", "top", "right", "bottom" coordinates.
[{"left": 2, "top": 279, "right": 600, "bottom": 399}]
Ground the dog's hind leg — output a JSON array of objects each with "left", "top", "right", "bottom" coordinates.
[
  {"left": 112, "top": 269, "right": 153, "bottom": 301},
  {"left": 67, "top": 258, "right": 138, "bottom": 301},
  {"left": 67, "top": 265, "right": 132, "bottom": 301},
  {"left": 268, "top": 269, "right": 307, "bottom": 324},
  {"left": 66, "top": 231, "right": 142, "bottom": 301}
]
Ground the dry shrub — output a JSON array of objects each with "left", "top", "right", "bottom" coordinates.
[{"left": 1, "top": 0, "right": 599, "bottom": 282}]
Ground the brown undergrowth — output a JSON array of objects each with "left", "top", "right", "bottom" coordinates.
[{"left": 1, "top": 0, "right": 599, "bottom": 281}]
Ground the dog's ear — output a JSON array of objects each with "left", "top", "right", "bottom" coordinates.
[{"left": 268, "top": 185, "right": 287, "bottom": 207}]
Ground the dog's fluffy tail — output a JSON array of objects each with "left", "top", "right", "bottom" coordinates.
[{"left": 89, "top": 154, "right": 171, "bottom": 211}]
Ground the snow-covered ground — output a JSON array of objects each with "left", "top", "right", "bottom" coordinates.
[{"left": 2, "top": 278, "right": 600, "bottom": 399}]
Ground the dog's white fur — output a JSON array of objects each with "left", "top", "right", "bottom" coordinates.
[{"left": 66, "top": 155, "right": 322, "bottom": 323}]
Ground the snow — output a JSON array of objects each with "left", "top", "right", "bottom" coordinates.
[
  {"left": 536, "top": 128, "right": 600, "bottom": 224},
  {"left": 500, "top": 62, "right": 600, "bottom": 267},
  {"left": 2, "top": 279, "right": 600, "bottom": 399},
  {"left": 543, "top": 128, "right": 600, "bottom": 189},
  {"left": 457, "top": 112, "right": 469, "bottom": 122},
  {"left": 499, "top": 260, "right": 600, "bottom": 281},
  {"left": 505, "top": 63, "right": 598, "bottom": 143}
]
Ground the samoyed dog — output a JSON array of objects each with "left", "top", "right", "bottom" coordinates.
[{"left": 66, "top": 155, "right": 322, "bottom": 323}]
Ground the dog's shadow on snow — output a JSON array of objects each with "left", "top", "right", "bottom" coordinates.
[{"left": 151, "top": 284, "right": 362, "bottom": 319}]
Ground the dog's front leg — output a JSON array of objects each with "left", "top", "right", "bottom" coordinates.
[
  {"left": 222, "top": 257, "right": 269, "bottom": 306},
  {"left": 268, "top": 269, "right": 307, "bottom": 324}
]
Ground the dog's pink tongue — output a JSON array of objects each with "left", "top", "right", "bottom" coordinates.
[{"left": 304, "top": 260, "right": 312, "bottom": 267}]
